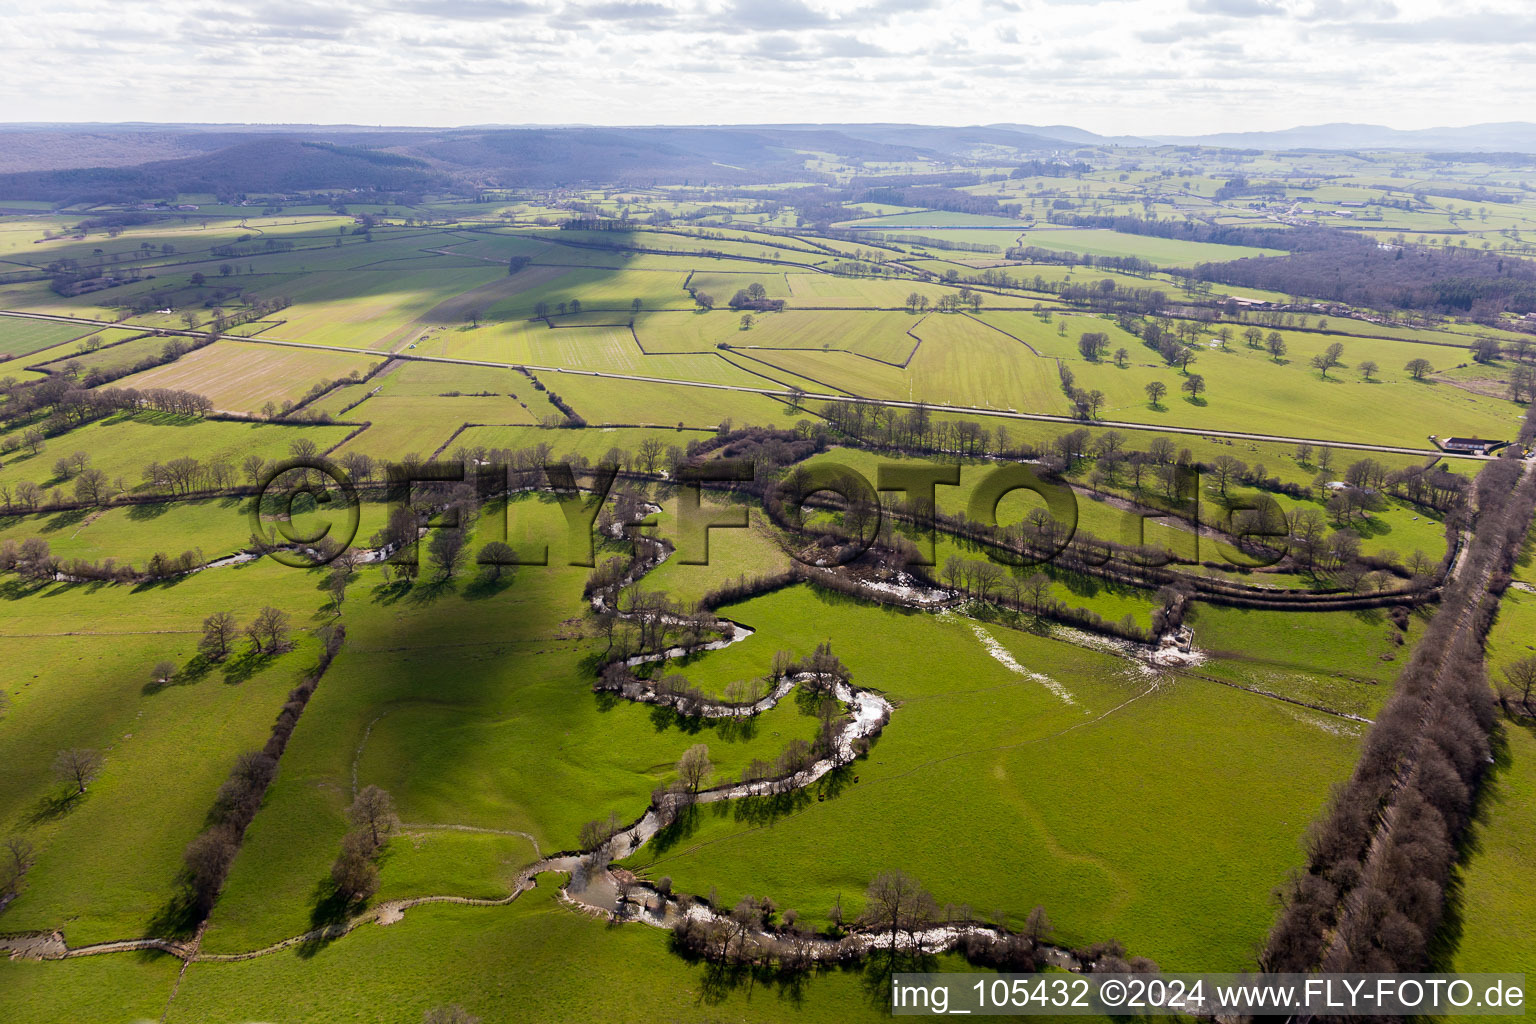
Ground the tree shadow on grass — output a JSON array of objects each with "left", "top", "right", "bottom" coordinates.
[
  {"left": 1430, "top": 718, "right": 1521, "bottom": 971},
  {"left": 403, "top": 576, "right": 455, "bottom": 607},
  {"left": 727, "top": 786, "right": 814, "bottom": 828},
  {"left": 463, "top": 569, "right": 516, "bottom": 600},
  {"left": 24, "top": 789, "right": 83, "bottom": 826},
  {"left": 713, "top": 715, "right": 759, "bottom": 743},
  {"left": 861, "top": 947, "right": 939, "bottom": 1011},
  {"left": 143, "top": 654, "right": 214, "bottom": 695},
  {"left": 646, "top": 804, "right": 708, "bottom": 856},
  {"left": 42, "top": 507, "right": 91, "bottom": 533},
  {"left": 0, "top": 577, "right": 57, "bottom": 602},
  {"left": 142, "top": 885, "right": 203, "bottom": 944},
  {"left": 125, "top": 500, "right": 174, "bottom": 522},
  {"left": 298, "top": 877, "right": 358, "bottom": 960},
  {"left": 220, "top": 647, "right": 277, "bottom": 685},
  {"left": 129, "top": 573, "right": 194, "bottom": 594},
  {"left": 369, "top": 575, "right": 416, "bottom": 606},
  {"left": 1348, "top": 605, "right": 1388, "bottom": 627},
  {"left": 649, "top": 704, "right": 706, "bottom": 734},
  {"left": 816, "top": 763, "right": 857, "bottom": 801}
]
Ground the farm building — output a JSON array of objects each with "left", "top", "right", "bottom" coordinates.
[{"left": 1438, "top": 436, "right": 1505, "bottom": 454}]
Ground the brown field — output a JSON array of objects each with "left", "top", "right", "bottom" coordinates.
[
  {"left": 417, "top": 265, "right": 571, "bottom": 325},
  {"left": 111, "top": 341, "right": 385, "bottom": 414}
]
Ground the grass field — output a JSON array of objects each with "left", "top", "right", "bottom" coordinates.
[
  {"left": 4, "top": 326, "right": 149, "bottom": 374},
  {"left": 1449, "top": 719, "right": 1536, "bottom": 978},
  {"left": 616, "top": 586, "right": 1359, "bottom": 970},
  {"left": 973, "top": 311, "right": 1520, "bottom": 447},
  {"left": 0, "top": 496, "right": 252, "bottom": 566},
  {"left": 32, "top": 331, "right": 171, "bottom": 377},
  {"left": 200, "top": 498, "right": 823, "bottom": 954},
  {"left": 454, "top": 423, "right": 713, "bottom": 461},
  {"left": 333, "top": 395, "right": 534, "bottom": 459},
  {"left": 0, "top": 317, "right": 100, "bottom": 358},
  {"left": 1, "top": 158, "right": 1530, "bottom": 1020},
  {"left": 685, "top": 309, "right": 923, "bottom": 365},
  {"left": 0, "top": 562, "right": 330, "bottom": 944},
  {"left": 1018, "top": 227, "right": 1287, "bottom": 266},
  {"left": 530, "top": 373, "right": 801, "bottom": 428},
  {"left": 0, "top": 413, "right": 352, "bottom": 491},
  {"left": 169, "top": 885, "right": 900, "bottom": 1023}
]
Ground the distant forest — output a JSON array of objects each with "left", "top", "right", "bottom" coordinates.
[
  {"left": 1047, "top": 212, "right": 1317, "bottom": 251},
  {"left": 1189, "top": 243, "right": 1536, "bottom": 316}
]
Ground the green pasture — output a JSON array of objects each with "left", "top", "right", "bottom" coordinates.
[
  {"left": 1449, "top": 718, "right": 1536, "bottom": 978},
  {"left": 0, "top": 317, "right": 100, "bottom": 359},
  {"left": 0, "top": 562, "right": 330, "bottom": 944},
  {"left": 333, "top": 396, "right": 530, "bottom": 459},
  {"left": 202, "top": 497, "right": 823, "bottom": 953},
  {"left": 618, "top": 586, "right": 1359, "bottom": 971},
  {"left": 528, "top": 373, "right": 800, "bottom": 429},
  {"left": 172, "top": 885, "right": 894, "bottom": 1023},
  {"left": 453, "top": 423, "right": 712, "bottom": 462},
  {"left": 0, "top": 952, "right": 180, "bottom": 1024},
  {"left": 0, "top": 414, "right": 352, "bottom": 492},
  {"left": 1019, "top": 228, "right": 1286, "bottom": 266}
]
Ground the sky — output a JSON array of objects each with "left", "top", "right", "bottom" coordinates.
[{"left": 3, "top": 0, "right": 1533, "bottom": 134}]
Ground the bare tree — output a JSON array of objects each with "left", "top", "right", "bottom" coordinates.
[
  {"left": 247, "top": 605, "right": 291, "bottom": 654},
  {"left": 677, "top": 744, "right": 712, "bottom": 800},
  {"left": 53, "top": 748, "right": 104, "bottom": 795},
  {"left": 1023, "top": 572, "right": 1052, "bottom": 617},
  {"left": 1144, "top": 380, "right": 1167, "bottom": 407},
  {"left": 199, "top": 611, "right": 239, "bottom": 662},
  {"left": 326, "top": 565, "right": 352, "bottom": 614},
  {"left": 331, "top": 839, "right": 379, "bottom": 903},
  {"left": 1501, "top": 656, "right": 1536, "bottom": 716},
  {"left": 1209, "top": 455, "right": 1245, "bottom": 496},
  {"left": 476, "top": 541, "right": 518, "bottom": 580},
  {"left": 2, "top": 836, "right": 35, "bottom": 897},
  {"left": 151, "top": 660, "right": 177, "bottom": 685},
  {"left": 579, "top": 810, "right": 623, "bottom": 851},
  {"left": 1406, "top": 358, "right": 1434, "bottom": 380},
  {"left": 861, "top": 869, "right": 938, "bottom": 953},
  {"left": 1310, "top": 341, "right": 1345, "bottom": 379},
  {"left": 428, "top": 527, "right": 467, "bottom": 579},
  {"left": 347, "top": 785, "right": 400, "bottom": 852},
  {"left": 637, "top": 437, "right": 665, "bottom": 475},
  {"left": 73, "top": 468, "right": 112, "bottom": 505}
]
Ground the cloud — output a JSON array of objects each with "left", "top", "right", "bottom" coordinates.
[
  {"left": 1337, "top": 10, "right": 1536, "bottom": 44},
  {"left": 1297, "top": 0, "right": 1396, "bottom": 19},
  {"left": 1188, "top": 0, "right": 1281, "bottom": 16},
  {"left": 748, "top": 33, "right": 814, "bottom": 60},
  {"left": 3, "top": 0, "right": 1533, "bottom": 133},
  {"left": 564, "top": 1, "right": 674, "bottom": 21},
  {"left": 1137, "top": 21, "right": 1208, "bottom": 42},
  {"left": 721, "top": 0, "right": 931, "bottom": 33},
  {"left": 725, "top": 0, "right": 832, "bottom": 30},
  {"left": 387, "top": 0, "right": 543, "bottom": 19},
  {"left": 819, "top": 33, "right": 893, "bottom": 57}
]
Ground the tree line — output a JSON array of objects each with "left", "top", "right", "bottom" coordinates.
[{"left": 1262, "top": 419, "right": 1536, "bottom": 974}]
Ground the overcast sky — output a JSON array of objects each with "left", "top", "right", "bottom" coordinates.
[{"left": 4, "top": 0, "right": 1532, "bottom": 134}]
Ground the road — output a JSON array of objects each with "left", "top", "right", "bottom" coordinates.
[{"left": 0, "top": 308, "right": 1487, "bottom": 460}]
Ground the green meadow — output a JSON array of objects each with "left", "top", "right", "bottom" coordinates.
[{"left": 2, "top": 148, "right": 1533, "bottom": 1021}]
